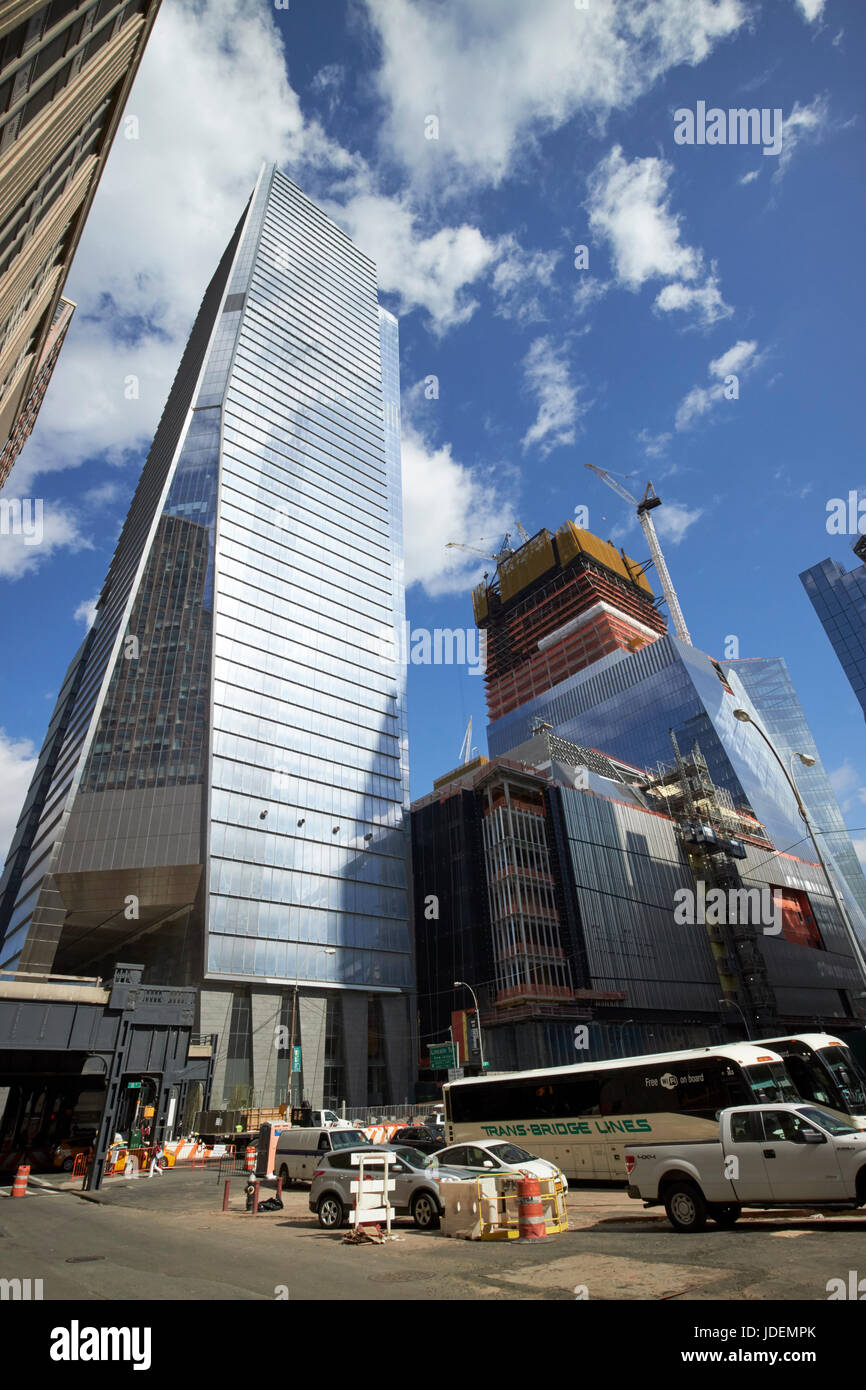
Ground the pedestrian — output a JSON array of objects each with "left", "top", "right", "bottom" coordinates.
[{"left": 148, "top": 1143, "right": 164, "bottom": 1177}]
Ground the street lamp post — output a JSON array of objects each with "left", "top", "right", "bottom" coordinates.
[
  {"left": 718, "top": 996, "right": 752, "bottom": 1039},
  {"left": 454, "top": 980, "right": 486, "bottom": 1071},
  {"left": 732, "top": 708, "right": 866, "bottom": 987}
]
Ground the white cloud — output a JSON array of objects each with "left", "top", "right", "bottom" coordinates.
[
  {"left": 709, "top": 340, "right": 759, "bottom": 378},
  {"left": 793, "top": 0, "right": 825, "bottom": 21},
  {"left": 776, "top": 96, "right": 830, "bottom": 180},
  {"left": 333, "top": 191, "right": 499, "bottom": 335},
  {"left": 587, "top": 147, "right": 732, "bottom": 323},
  {"left": 521, "top": 337, "right": 587, "bottom": 457},
  {"left": 363, "top": 0, "right": 748, "bottom": 191},
  {"left": 654, "top": 273, "right": 732, "bottom": 326},
  {"left": 0, "top": 500, "right": 90, "bottom": 580},
  {"left": 829, "top": 759, "right": 863, "bottom": 804},
  {"left": 654, "top": 501, "right": 703, "bottom": 543},
  {"left": 573, "top": 276, "right": 610, "bottom": 318},
  {"left": 675, "top": 339, "right": 760, "bottom": 430},
  {"left": 637, "top": 428, "right": 672, "bottom": 458},
  {"left": 400, "top": 424, "right": 515, "bottom": 597},
  {"left": 74, "top": 595, "right": 100, "bottom": 629},
  {"left": 0, "top": 730, "right": 38, "bottom": 866},
  {"left": 587, "top": 147, "right": 701, "bottom": 289},
  {"left": 490, "top": 236, "right": 560, "bottom": 323},
  {"left": 739, "top": 168, "right": 762, "bottom": 185}
]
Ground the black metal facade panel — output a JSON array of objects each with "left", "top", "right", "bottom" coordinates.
[{"left": 0, "top": 997, "right": 111, "bottom": 1050}]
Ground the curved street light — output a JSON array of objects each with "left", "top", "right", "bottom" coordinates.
[
  {"left": 718, "top": 996, "right": 752, "bottom": 1040},
  {"left": 732, "top": 708, "right": 866, "bottom": 987}
]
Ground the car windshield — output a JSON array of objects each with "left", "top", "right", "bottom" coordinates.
[
  {"left": 487, "top": 1142, "right": 536, "bottom": 1164},
  {"left": 331, "top": 1130, "right": 371, "bottom": 1149},
  {"left": 391, "top": 1146, "right": 433, "bottom": 1169},
  {"left": 797, "top": 1106, "right": 865, "bottom": 1136}
]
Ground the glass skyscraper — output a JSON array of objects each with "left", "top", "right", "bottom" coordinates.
[
  {"left": 723, "top": 655, "right": 866, "bottom": 943},
  {"left": 0, "top": 166, "right": 414, "bottom": 1109},
  {"left": 487, "top": 634, "right": 866, "bottom": 945},
  {"left": 800, "top": 548, "right": 866, "bottom": 721}
]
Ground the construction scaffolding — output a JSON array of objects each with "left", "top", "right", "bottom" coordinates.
[{"left": 643, "top": 733, "right": 778, "bottom": 1028}]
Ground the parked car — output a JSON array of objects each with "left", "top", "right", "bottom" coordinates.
[
  {"left": 386, "top": 1125, "right": 446, "bottom": 1155},
  {"left": 625, "top": 1102, "right": 866, "bottom": 1232},
  {"left": 432, "top": 1139, "right": 568, "bottom": 1191},
  {"left": 309, "top": 1144, "right": 466, "bottom": 1230}
]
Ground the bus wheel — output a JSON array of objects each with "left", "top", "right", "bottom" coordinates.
[
  {"left": 710, "top": 1203, "right": 741, "bottom": 1229},
  {"left": 279, "top": 1164, "right": 290, "bottom": 1188},
  {"left": 663, "top": 1182, "right": 708, "bottom": 1233}
]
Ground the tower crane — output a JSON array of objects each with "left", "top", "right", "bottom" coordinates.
[
  {"left": 585, "top": 463, "right": 692, "bottom": 645},
  {"left": 445, "top": 533, "right": 516, "bottom": 565},
  {"left": 458, "top": 716, "right": 474, "bottom": 766}
]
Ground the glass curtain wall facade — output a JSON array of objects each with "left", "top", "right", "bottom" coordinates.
[
  {"left": 0, "top": 166, "right": 413, "bottom": 1109},
  {"left": 800, "top": 554, "right": 866, "bottom": 720},
  {"left": 724, "top": 655, "right": 866, "bottom": 941}
]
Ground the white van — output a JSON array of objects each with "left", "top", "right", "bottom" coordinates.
[{"left": 275, "top": 1126, "right": 370, "bottom": 1185}]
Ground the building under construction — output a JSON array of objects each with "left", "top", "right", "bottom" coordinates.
[
  {"left": 472, "top": 523, "right": 668, "bottom": 723},
  {"left": 411, "top": 727, "right": 866, "bottom": 1076}
]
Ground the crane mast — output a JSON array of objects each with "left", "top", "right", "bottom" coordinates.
[{"left": 585, "top": 463, "right": 693, "bottom": 646}]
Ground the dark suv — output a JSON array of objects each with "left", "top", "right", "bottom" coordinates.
[{"left": 386, "top": 1125, "right": 446, "bottom": 1155}]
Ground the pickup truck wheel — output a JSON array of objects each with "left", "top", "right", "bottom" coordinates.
[
  {"left": 710, "top": 1203, "right": 741, "bottom": 1229},
  {"left": 664, "top": 1181, "right": 708, "bottom": 1233}
]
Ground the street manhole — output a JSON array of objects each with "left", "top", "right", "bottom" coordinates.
[
  {"left": 370, "top": 1271, "right": 436, "bottom": 1284},
  {"left": 65, "top": 1256, "right": 106, "bottom": 1264}
]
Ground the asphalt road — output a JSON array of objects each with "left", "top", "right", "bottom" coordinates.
[{"left": 1, "top": 1168, "right": 864, "bottom": 1302}]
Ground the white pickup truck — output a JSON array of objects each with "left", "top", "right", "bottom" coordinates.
[{"left": 624, "top": 1102, "right": 866, "bottom": 1232}]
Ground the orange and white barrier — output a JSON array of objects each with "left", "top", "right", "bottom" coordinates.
[
  {"left": 362, "top": 1124, "right": 402, "bottom": 1145},
  {"left": 11, "top": 1164, "right": 29, "bottom": 1197},
  {"left": 517, "top": 1176, "right": 546, "bottom": 1240}
]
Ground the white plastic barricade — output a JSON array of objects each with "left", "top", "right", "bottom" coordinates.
[
  {"left": 350, "top": 1151, "right": 395, "bottom": 1235},
  {"left": 440, "top": 1179, "right": 482, "bottom": 1238}
]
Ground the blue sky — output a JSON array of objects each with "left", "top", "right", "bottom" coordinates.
[{"left": 1, "top": 0, "right": 864, "bottom": 865}]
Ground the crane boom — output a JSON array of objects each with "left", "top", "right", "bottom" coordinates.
[{"left": 585, "top": 463, "right": 693, "bottom": 646}]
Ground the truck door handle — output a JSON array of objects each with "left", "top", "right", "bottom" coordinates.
[{"left": 763, "top": 1149, "right": 776, "bottom": 1158}]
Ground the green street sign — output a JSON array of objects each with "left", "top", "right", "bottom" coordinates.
[
  {"left": 429, "top": 1043, "right": 457, "bottom": 1070},
  {"left": 291, "top": 1046, "right": 302, "bottom": 1073},
  {"left": 126, "top": 1081, "right": 142, "bottom": 1089}
]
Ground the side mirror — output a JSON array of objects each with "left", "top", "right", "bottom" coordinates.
[
  {"left": 483, "top": 1161, "right": 495, "bottom": 1169},
  {"left": 801, "top": 1129, "right": 826, "bottom": 1144}
]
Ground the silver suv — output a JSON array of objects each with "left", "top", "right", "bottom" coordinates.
[{"left": 309, "top": 1144, "right": 466, "bottom": 1230}]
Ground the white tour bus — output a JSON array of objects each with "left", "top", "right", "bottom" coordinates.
[
  {"left": 442, "top": 1043, "right": 797, "bottom": 1181},
  {"left": 753, "top": 1032, "right": 866, "bottom": 1127}
]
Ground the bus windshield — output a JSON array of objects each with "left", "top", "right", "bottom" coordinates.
[
  {"left": 816, "top": 1046, "right": 866, "bottom": 1112},
  {"left": 745, "top": 1062, "right": 798, "bottom": 1103}
]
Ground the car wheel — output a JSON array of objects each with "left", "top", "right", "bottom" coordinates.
[
  {"left": 62, "top": 1156, "right": 74, "bottom": 1172},
  {"left": 663, "top": 1181, "right": 708, "bottom": 1233},
  {"left": 317, "top": 1193, "right": 346, "bottom": 1230},
  {"left": 710, "top": 1203, "right": 741, "bottom": 1229},
  {"left": 411, "top": 1190, "right": 440, "bottom": 1230}
]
